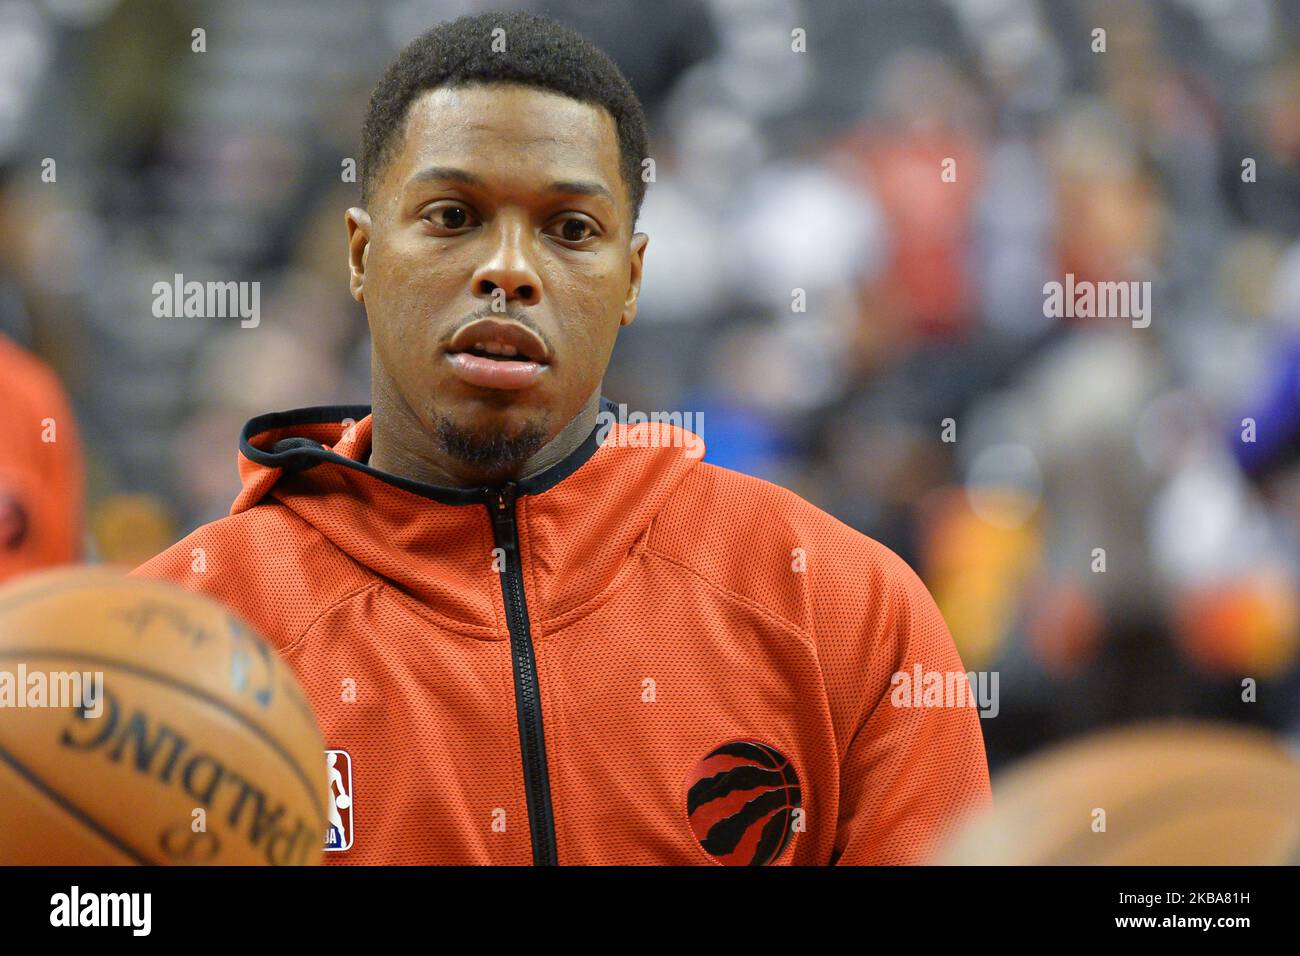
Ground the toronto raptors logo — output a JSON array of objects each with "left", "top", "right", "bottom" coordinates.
[
  {"left": 0, "top": 492, "right": 28, "bottom": 550},
  {"left": 685, "top": 739, "right": 801, "bottom": 865}
]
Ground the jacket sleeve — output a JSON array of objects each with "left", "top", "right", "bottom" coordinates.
[{"left": 830, "top": 552, "right": 992, "bottom": 865}]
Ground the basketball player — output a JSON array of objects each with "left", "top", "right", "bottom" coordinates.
[
  {"left": 134, "top": 11, "right": 991, "bottom": 865},
  {"left": 0, "top": 331, "right": 83, "bottom": 584}
]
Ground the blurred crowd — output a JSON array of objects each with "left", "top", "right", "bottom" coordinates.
[{"left": 0, "top": 0, "right": 1297, "bottom": 769}]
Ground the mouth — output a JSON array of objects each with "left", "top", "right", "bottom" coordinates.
[{"left": 444, "top": 317, "right": 550, "bottom": 391}]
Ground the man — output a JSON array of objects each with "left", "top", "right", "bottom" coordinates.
[
  {"left": 134, "top": 11, "right": 991, "bottom": 865},
  {"left": 0, "top": 331, "right": 83, "bottom": 583}
]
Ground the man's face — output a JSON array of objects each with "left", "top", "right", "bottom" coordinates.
[{"left": 347, "top": 82, "right": 647, "bottom": 478}]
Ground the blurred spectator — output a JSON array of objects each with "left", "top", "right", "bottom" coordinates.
[{"left": 0, "top": 330, "right": 85, "bottom": 581}]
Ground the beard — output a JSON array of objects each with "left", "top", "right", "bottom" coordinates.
[{"left": 430, "top": 411, "right": 551, "bottom": 478}]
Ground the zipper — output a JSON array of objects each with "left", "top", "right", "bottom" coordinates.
[{"left": 486, "top": 482, "right": 558, "bottom": 865}]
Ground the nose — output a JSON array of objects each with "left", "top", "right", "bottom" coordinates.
[{"left": 471, "top": 216, "right": 542, "bottom": 308}]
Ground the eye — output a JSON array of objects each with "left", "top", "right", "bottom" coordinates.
[
  {"left": 422, "top": 202, "right": 480, "bottom": 233},
  {"left": 547, "top": 216, "right": 599, "bottom": 244}
]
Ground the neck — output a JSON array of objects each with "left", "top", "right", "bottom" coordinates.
[{"left": 368, "top": 382, "right": 601, "bottom": 490}]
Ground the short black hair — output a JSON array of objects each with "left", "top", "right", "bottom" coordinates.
[{"left": 360, "top": 10, "right": 649, "bottom": 227}]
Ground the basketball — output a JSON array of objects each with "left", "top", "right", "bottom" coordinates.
[
  {"left": 934, "top": 720, "right": 1300, "bottom": 865},
  {"left": 0, "top": 567, "right": 329, "bottom": 865}
]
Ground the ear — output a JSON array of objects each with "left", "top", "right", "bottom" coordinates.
[
  {"left": 619, "top": 232, "right": 649, "bottom": 328},
  {"left": 346, "top": 207, "right": 372, "bottom": 303}
]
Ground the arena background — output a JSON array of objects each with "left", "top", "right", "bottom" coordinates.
[{"left": 1, "top": 0, "right": 1297, "bottom": 776}]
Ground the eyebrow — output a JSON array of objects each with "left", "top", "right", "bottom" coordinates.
[{"left": 408, "top": 166, "right": 616, "bottom": 206}]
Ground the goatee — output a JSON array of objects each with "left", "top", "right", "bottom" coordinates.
[{"left": 431, "top": 413, "right": 550, "bottom": 478}]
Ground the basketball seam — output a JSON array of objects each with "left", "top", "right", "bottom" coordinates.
[{"left": 0, "top": 739, "right": 156, "bottom": 865}]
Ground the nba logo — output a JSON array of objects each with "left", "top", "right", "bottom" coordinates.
[{"left": 324, "top": 749, "right": 353, "bottom": 852}]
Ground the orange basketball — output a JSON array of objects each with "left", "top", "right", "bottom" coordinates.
[
  {"left": 934, "top": 720, "right": 1300, "bottom": 865},
  {"left": 0, "top": 566, "right": 328, "bottom": 864}
]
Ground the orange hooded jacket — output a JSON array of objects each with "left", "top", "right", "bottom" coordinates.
[{"left": 133, "top": 399, "right": 991, "bottom": 865}]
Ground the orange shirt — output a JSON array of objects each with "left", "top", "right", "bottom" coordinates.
[
  {"left": 133, "top": 400, "right": 990, "bottom": 864},
  {"left": 0, "top": 333, "right": 83, "bottom": 582}
]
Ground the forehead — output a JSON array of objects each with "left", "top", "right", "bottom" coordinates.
[{"left": 386, "top": 82, "right": 626, "bottom": 211}]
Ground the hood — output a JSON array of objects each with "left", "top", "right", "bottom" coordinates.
[{"left": 232, "top": 397, "right": 706, "bottom": 634}]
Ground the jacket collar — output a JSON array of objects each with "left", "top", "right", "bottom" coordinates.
[{"left": 233, "top": 397, "right": 705, "bottom": 636}]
